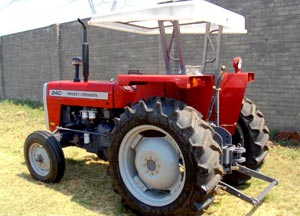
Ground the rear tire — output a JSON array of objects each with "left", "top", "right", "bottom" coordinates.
[
  {"left": 223, "top": 98, "right": 269, "bottom": 185},
  {"left": 109, "top": 97, "right": 222, "bottom": 215},
  {"left": 24, "top": 130, "right": 66, "bottom": 183}
]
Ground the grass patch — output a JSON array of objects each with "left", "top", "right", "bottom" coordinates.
[
  {"left": 2, "top": 99, "right": 43, "bottom": 110},
  {"left": 0, "top": 99, "right": 299, "bottom": 216}
]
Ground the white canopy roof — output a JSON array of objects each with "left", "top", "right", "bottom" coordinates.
[{"left": 88, "top": 0, "right": 247, "bottom": 34}]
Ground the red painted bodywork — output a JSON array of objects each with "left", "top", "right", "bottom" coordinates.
[{"left": 45, "top": 72, "right": 254, "bottom": 133}]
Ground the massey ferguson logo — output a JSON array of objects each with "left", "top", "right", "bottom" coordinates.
[
  {"left": 50, "top": 90, "right": 62, "bottom": 96},
  {"left": 49, "top": 89, "right": 108, "bottom": 100}
]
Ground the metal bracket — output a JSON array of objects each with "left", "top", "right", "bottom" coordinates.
[{"left": 219, "top": 164, "right": 279, "bottom": 206}]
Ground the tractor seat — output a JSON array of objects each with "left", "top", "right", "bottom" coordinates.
[
  {"left": 185, "top": 65, "right": 203, "bottom": 75},
  {"left": 128, "top": 70, "right": 143, "bottom": 75}
]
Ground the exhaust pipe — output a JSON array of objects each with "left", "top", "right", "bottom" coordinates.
[{"left": 78, "top": 18, "right": 89, "bottom": 82}]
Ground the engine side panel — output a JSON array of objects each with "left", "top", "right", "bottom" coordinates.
[{"left": 46, "top": 80, "right": 115, "bottom": 130}]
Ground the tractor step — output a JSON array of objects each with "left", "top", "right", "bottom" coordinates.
[{"left": 219, "top": 164, "right": 278, "bottom": 206}]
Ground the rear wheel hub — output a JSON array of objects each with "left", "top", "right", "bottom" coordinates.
[
  {"left": 118, "top": 125, "right": 186, "bottom": 206},
  {"left": 135, "top": 137, "right": 180, "bottom": 190}
]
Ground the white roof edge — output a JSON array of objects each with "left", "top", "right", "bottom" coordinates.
[{"left": 88, "top": 0, "right": 247, "bottom": 34}]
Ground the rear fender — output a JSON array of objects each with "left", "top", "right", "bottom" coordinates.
[
  {"left": 219, "top": 72, "right": 254, "bottom": 133},
  {"left": 117, "top": 74, "right": 213, "bottom": 89},
  {"left": 116, "top": 74, "right": 214, "bottom": 107}
]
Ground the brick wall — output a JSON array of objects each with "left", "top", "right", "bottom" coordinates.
[
  {"left": 58, "top": 20, "right": 162, "bottom": 81},
  {"left": 0, "top": 1, "right": 299, "bottom": 130},
  {"left": 1, "top": 27, "right": 55, "bottom": 101}
]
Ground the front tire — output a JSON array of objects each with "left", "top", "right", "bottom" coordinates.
[
  {"left": 109, "top": 97, "right": 222, "bottom": 215},
  {"left": 24, "top": 130, "right": 66, "bottom": 183}
]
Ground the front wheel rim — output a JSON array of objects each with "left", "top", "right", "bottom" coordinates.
[
  {"left": 28, "top": 143, "right": 50, "bottom": 177},
  {"left": 118, "top": 125, "right": 186, "bottom": 207}
]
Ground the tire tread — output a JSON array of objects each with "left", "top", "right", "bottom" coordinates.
[{"left": 109, "top": 97, "right": 222, "bottom": 215}]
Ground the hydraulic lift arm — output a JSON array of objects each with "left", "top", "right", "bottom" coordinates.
[{"left": 219, "top": 164, "right": 279, "bottom": 206}]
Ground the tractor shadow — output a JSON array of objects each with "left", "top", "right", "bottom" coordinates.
[
  {"left": 18, "top": 154, "right": 270, "bottom": 216},
  {"left": 18, "top": 155, "right": 136, "bottom": 216},
  {"left": 245, "top": 204, "right": 262, "bottom": 216}
]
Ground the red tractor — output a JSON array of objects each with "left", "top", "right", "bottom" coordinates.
[{"left": 24, "top": 1, "right": 277, "bottom": 215}]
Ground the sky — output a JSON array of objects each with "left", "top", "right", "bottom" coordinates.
[{"left": 0, "top": 0, "right": 160, "bottom": 36}]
